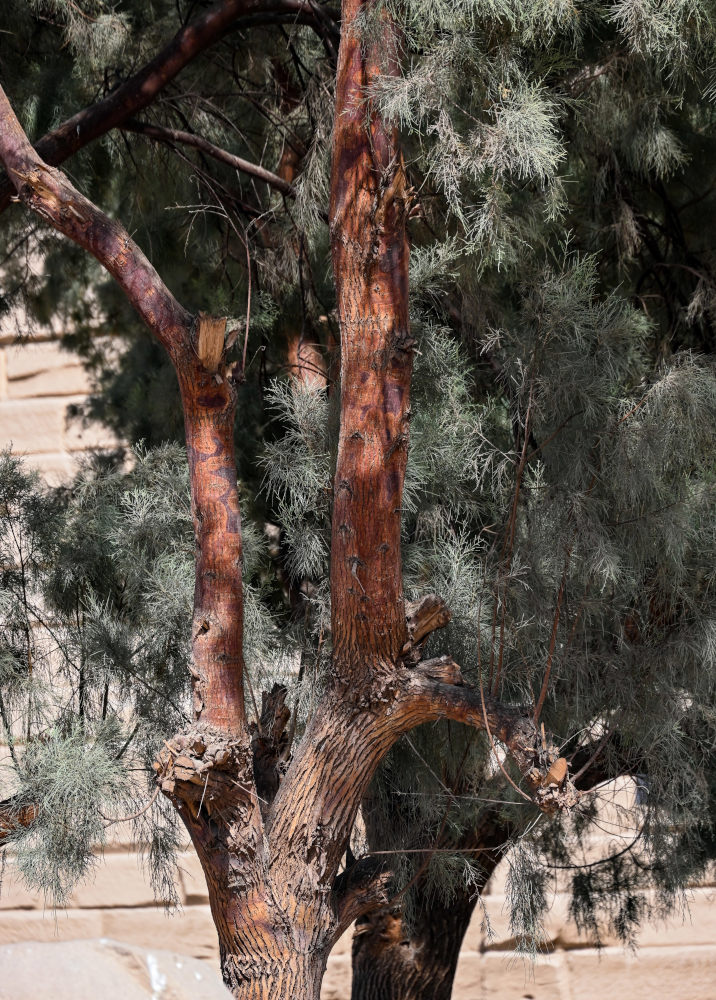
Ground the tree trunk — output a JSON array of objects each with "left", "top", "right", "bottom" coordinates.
[
  {"left": 351, "top": 894, "right": 478, "bottom": 1000},
  {"left": 351, "top": 815, "right": 509, "bottom": 1000},
  {"left": 329, "top": 0, "right": 412, "bottom": 678}
]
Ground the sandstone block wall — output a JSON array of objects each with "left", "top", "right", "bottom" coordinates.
[
  {"left": 0, "top": 809, "right": 714, "bottom": 1000},
  {"left": 0, "top": 333, "right": 118, "bottom": 480},
  {"left": 0, "top": 334, "right": 714, "bottom": 998}
]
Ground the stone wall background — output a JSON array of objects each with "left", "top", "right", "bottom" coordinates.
[
  {"left": 0, "top": 332, "right": 119, "bottom": 481},
  {"left": 0, "top": 334, "right": 714, "bottom": 998}
]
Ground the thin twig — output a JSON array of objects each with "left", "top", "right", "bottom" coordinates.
[{"left": 100, "top": 786, "right": 160, "bottom": 827}]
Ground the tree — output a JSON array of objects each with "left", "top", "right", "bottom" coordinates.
[{"left": 1, "top": 3, "right": 716, "bottom": 1000}]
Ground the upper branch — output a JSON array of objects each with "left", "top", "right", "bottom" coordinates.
[
  {"left": 401, "top": 659, "right": 580, "bottom": 815},
  {"left": 329, "top": 0, "right": 413, "bottom": 675},
  {"left": 0, "top": 85, "right": 191, "bottom": 356},
  {"left": 0, "top": 0, "right": 338, "bottom": 215},
  {"left": 0, "top": 87, "right": 248, "bottom": 733},
  {"left": 122, "top": 120, "right": 296, "bottom": 197}
]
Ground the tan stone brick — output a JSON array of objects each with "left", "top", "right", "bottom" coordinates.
[
  {"left": 177, "top": 851, "right": 209, "bottom": 905},
  {"left": 565, "top": 945, "right": 716, "bottom": 1000},
  {"left": 66, "top": 853, "right": 162, "bottom": 909},
  {"left": 452, "top": 950, "right": 484, "bottom": 998},
  {"left": 104, "top": 827, "right": 150, "bottom": 852},
  {"left": 0, "top": 349, "right": 7, "bottom": 399},
  {"left": 330, "top": 926, "right": 353, "bottom": 957},
  {"left": 479, "top": 894, "right": 526, "bottom": 951},
  {"left": 0, "top": 907, "right": 101, "bottom": 944},
  {"left": 321, "top": 954, "right": 351, "bottom": 1000},
  {"left": 0, "top": 861, "right": 45, "bottom": 911},
  {"left": 63, "top": 398, "right": 120, "bottom": 453},
  {"left": 6, "top": 341, "right": 89, "bottom": 399},
  {"left": 462, "top": 899, "right": 494, "bottom": 952},
  {"left": 477, "top": 951, "right": 566, "bottom": 1000},
  {"left": 476, "top": 885, "right": 716, "bottom": 954},
  {"left": 8, "top": 366, "right": 90, "bottom": 399},
  {"left": 100, "top": 904, "right": 220, "bottom": 964},
  {"left": 21, "top": 450, "right": 77, "bottom": 484},
  {"left": 629, "top": 887, "right": 716, "bottom": 948},
  {"left": 6, "top": 340, "right": 78, "bottom": 380},
  {"left": 0, "top": 397, "right": 65, "bottom": 454}
]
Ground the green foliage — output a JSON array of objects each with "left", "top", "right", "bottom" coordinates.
[
  {"left": 2, "top": 0, "right": 716, "bottom": 955},
  {"left": 0, "top": 444, "right": 281, "bottom": 904},
  {"left": 14, "top": 720, "right": 129, "bottom": 906}
]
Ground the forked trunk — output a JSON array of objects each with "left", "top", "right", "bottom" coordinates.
[{"left": 0, "top": 6, "right": 577, "bottom": 998}]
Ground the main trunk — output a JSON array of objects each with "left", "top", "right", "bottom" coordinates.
[{"left": 201, "top": 874, "right": 331, "bottom": 1000}]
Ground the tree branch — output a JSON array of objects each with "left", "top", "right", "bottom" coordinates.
[
  {"left": 0, "top": 85, "right": 191, "bottom": 356},
  {"left": 333, "top": 853, "right": 392, "bottom": 935},
  {"left": 400, "top": 661, "right": 580, "bottom": 815},
  {"left": 329, "top": 0, "right": 413, "bottom": 676},
  {"left": 121, "top": 120, "right": 296, "bottom": 197},
  {"left": 0, "top": 86, "right": 248, "bottom": 733},
  {"left": 249, "top": 684, "right": 291, "bottom": 811},
  {"left": 0, "top": 797, "right": 37, "bottom": 848},
  {"left": 0, "top": 0, "right": 337, "bottom": 215},
  {"left": 267, "top": 655, "right": 577, "bottom": 950}
]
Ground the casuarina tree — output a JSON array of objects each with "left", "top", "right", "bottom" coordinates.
[{"left": 1, "top": 3, "right": 716, "bottom": 1000}]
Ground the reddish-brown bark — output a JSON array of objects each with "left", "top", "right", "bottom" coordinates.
[
  {"left": 0, "top": 85, "right": 246, "bottom": 733},
  {"left": 0, "top": 798, "right": 38, "bottom": 848},
  {"left": 329, "top": 0, "right": 413, "bottom": 676},
  {"left": 287, "top": 332, "right": 328, "bottom": 387}
]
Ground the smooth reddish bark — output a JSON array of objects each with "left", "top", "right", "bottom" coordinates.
[
  {"left": 329, "top": 0, "right": 413, "bottom": 676},
  {"left": 0, "top": 84, "right": 246, "bottom": 733}
]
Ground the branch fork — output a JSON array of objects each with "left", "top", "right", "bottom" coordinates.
[{"left": 400, "top": 594, "right": 451, "bottom": 665}]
